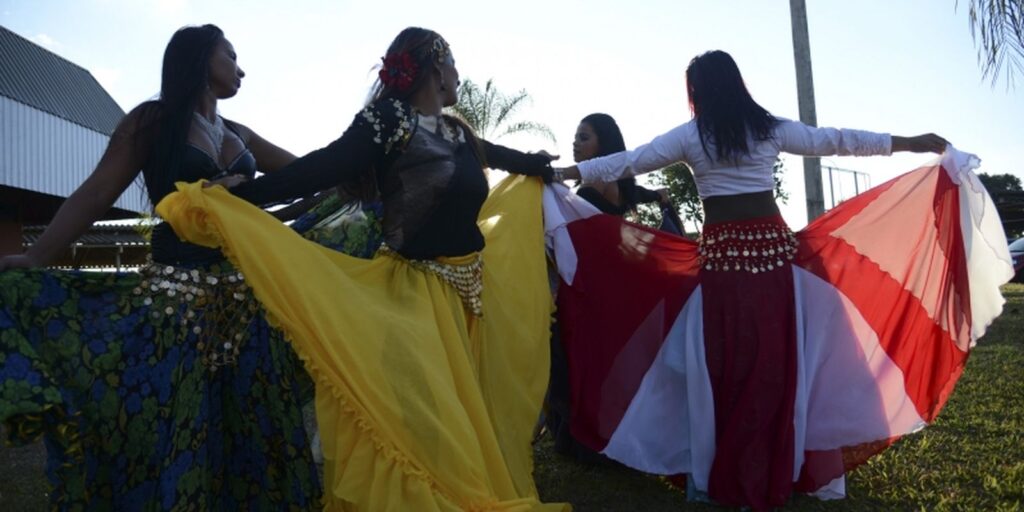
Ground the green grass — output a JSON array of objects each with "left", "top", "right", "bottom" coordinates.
[
  {"left": 534, "top": 283, "right": 1024, "bottom": 511},
  {"left": 2, "top": 285, "right": 1023, "bottom": 511}
]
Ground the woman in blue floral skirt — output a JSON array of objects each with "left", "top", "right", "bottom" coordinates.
[{"left": 0, "top": 24, "right": 379, "bottom": 510}]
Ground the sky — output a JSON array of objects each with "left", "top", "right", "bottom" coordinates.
[{"left": 3, "top": 0, "right": 1022, "bottom": 228}]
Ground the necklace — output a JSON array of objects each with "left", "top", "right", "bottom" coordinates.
[{"left": 193, "top": 112, "right": 225, "bottom": 162}]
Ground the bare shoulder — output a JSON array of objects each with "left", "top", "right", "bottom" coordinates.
[{"left": 222, "top": 117, "right": 254, "bottom": 143}]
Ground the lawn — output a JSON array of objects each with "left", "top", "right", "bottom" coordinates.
[{"left": 2, "top": 284, "right": 1022, "bottom": 511}]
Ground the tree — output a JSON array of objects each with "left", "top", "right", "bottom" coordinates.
[
  {"left": 632, "top": 160, "right": 788, "bottom": 235},
  {"left": 977, "top": 173, "right": 1024, "bottom": 238},
  {"left": 959, "top": 0, "right": 1024, "bottom": 87},
  {"left": 445, "top": 78, "right": 556, "bottom": 144},
  {"left": 978, "top": 172, "right": 1024, "bottom": 194}
]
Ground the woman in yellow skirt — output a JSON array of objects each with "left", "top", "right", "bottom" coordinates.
[{"left": 157, "top": 27, "right": 568, "bottom": 511}]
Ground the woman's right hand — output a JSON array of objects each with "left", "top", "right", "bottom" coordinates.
[
  {"left": 204, "top": 174, "right": 249, "bottom": 189},
  {"left": 893, "top": 133, "right": 948, "bottom": 153},
  {"left": 0, "top": 253, "right": 41, "bottom": 271}
]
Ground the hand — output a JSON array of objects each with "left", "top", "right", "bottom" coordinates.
[
  {"left": 656, "top": 188, "right": 672, "bottom": 205},
  {"left": 893, "top": 133, "right": 948, "bottom": 154},
  {"left": 535, "top": 150, "right": 559, "bottom": 162},
  {"left": 203, "top": 174, "right": 249, "bottom": 189},
  {"left": 0, "top": 253, "right": 41, "bottom": 271}
]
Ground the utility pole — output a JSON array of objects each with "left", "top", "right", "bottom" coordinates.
[{"left": 789, "top": 0, "right": 825, "bottom": 221}]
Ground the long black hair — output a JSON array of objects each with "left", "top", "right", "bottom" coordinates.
[
  {"left": 580, "top": 113, "right": 644, "bottom": 210},
  {"left": 686, "top": 50, "right": 776, "bottom": 161},
  {"left": 140, "top": 24, "right": 224, "bottom": 201}
]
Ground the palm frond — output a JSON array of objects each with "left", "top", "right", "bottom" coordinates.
[
  {"left": 451, "top": 77, "right": 556, "bottom": 143},
  {"left": 499, "top": 121, "right": 557, "bottom": 144},
  {"left": 960, "top": 0, "right": 1024, "bottom": 88},
  {"left": 493, "top": 90, "right": 530, "bottom": 130}
]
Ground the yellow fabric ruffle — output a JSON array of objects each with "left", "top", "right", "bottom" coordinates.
[{"left": 156, "top": 176, "right": 566, "bottom": 511}]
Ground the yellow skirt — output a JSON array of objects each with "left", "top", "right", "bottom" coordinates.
[{"left": 157, "top": 176, "right": 567, "bottom": 511}]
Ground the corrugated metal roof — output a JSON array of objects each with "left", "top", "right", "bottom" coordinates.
[
  {"left": 0, "top": 25, "right": 125, "bottom": 135},
  {"left": 22, "top": 223, "right": 148, "bottom": 246}
]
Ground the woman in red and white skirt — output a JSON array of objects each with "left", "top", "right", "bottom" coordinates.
[{"left": 546, "top": 50, "right": 1014, "bottom": 509}]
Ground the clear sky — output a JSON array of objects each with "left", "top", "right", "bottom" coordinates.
[{"left": 3, "top": 0, "right": 1022, "bottom": 227}]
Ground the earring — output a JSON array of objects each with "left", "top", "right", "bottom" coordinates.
[{"left": 439, "top": 73, "right": 447, "bottom": 92}]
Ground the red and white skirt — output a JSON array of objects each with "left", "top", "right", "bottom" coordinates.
[{"left": 542, "top": 148, "right": 1013, "bottom": 509}]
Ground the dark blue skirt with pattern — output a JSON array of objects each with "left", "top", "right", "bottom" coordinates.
[{"left": 0, "top": 194, "right": 383, "bottom": 511}]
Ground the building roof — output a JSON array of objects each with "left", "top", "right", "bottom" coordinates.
[
  {"left": 0, "top": 25, "right": 124, "bottom": 135},
  {"left": 22, "top": 223, "right": 149, "bottom": 247}
]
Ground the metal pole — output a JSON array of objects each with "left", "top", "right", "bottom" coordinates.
[
  {"left": 789, "top": 0, "right": 825, "bottom": 221},
  {"left": 827, "top": 166, "right": 835, "bottom": 210}
]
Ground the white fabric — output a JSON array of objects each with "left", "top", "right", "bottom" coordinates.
[
  {"left": 600, "top": 267, "right": 926, "bottom": 500},
  {"left": 792, "top": 266, "right": 925, "bottom": 456},
  {"left": 541, "top": 182, "right": 601, "bottom": 285},
  {"left": 940, "top": 146, "right": 1015, "bottom": 344},
  {"left": 577, "top": 118, "right": 891, "bottom": 199},
  {"left": 601, "top": 288, "right": 716, "bottom": 489}
]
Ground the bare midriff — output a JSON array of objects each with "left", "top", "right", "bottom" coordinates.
[{"left": 702, "top": 190, "right": 781, "bottom": 224}]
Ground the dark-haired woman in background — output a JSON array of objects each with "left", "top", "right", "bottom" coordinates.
[
  {"left": 545, "top": 112, "right": 676, "bottom": 461},
  {"left": 573, "top": 113, "right": 670, "bottom": 217},
  {"left": 0, "top": 25, "right": 322, "bottom": 509},
  {"left": 550, "top": 50, "right": 1011, "bottom": 508},
  {"left": 156, "top": 27, "right": 567, "bottom": 510}
]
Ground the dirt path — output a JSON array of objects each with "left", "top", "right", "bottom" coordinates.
[{"left": 0, "top": 428, "right": 49, "bottom": 510}]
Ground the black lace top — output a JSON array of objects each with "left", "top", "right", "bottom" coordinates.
[{"left": 232, "top": 98, "right": 552, "bottom": 259}]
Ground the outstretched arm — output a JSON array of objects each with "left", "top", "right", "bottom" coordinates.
[
  {"left": 554, "top": 121, "right": 693, "bottom": 183},
  {"left": 774, "top": 119, "right": 947, "bottom": 156},
  {"left": 0, "top": 104, "right": 155, "bottom": 269},
  {"left": 229, "top": 99, "right": 411, "bottom": 206},
  {"left": 481, "top": 140, "right": 556, "bottom": 180}
]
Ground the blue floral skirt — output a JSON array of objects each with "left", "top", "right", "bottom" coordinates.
[{"left": 0, "top": 195, "right": 383, "bottom": 511}]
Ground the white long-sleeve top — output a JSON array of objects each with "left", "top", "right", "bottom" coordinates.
[{"left": 577, "top": 118, "right": 892, "bottom": 199}]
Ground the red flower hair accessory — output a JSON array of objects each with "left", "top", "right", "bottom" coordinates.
[{"left": 379, "top": 52, "right": 419, "bottom": 91}]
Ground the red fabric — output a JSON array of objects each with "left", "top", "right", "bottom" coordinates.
[
  {"left": 556, "top": 164, "right": 976, "bottom": 508},
  {"left": 701, "top": 216, "right": 798, "bottom": 510},
  {"left": 791, "top": 165, "right": 971, "bottom": 489},
  {"left": 558, "top": 215, "right": 700, "bottom": 450},
  {"left": 797, "top": 166, "right": 970, "bottom": 422}
]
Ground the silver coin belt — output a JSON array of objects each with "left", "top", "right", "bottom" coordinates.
[
  {"left": 697, "top": 223, "right": 799, "bottom": 274},
  {"left": 132, "top": 261, "right": 259, "bottom": 369},
  {"left": 378, "top": 245, "right": 484, "bottom": 317}
]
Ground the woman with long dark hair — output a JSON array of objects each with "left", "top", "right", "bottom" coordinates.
[
  {"left": 572, "top": 113, "right": 670, "bottom": 216},
  {"left": 546, "top": 112, "right": 678, "bottom": 461},
  {"left": 155, "top": 27, "right": 567, "bottom": 510},
  {"left": 549, "top": 50, "right": 1011, "bottom": 508},
  {"left": 0, "top": 25, "right": 323, "bottom": 509}
]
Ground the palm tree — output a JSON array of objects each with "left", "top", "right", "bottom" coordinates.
[
  {"left": 960, "top": 0, "right": 1024, "bottom": 87},
  {"left": 446, "top": 78, "right": 556, "bottom": 144}
]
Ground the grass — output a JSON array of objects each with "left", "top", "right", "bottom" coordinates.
[{"left": 2, "top": 285, "right": 1022, "bottom": 511}]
